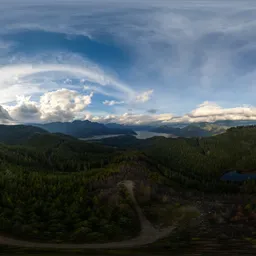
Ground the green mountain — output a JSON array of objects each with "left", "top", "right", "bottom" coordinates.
[
  {"left": 0, "top": 124, "right": 48, "bottom": 144},
  {"left": 151, "top": 123, "right": 227, "bottom": 137},
  {"left": 32, "top": 120, "right": 136, "bottom": 138},
  {"left": 81, "top": 125, "right": 256, "bottom": 188}
]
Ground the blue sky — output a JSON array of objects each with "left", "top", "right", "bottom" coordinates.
[{"left": 0, "top": 0, "right": 256, "bottom": 124}]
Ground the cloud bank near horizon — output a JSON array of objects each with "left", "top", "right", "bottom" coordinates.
[{"left": 2, "top": 99, "right": 256, "bottom": 125}]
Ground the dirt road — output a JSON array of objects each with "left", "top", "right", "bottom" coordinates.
[{"left": 0, "top": 180, "right": 181, "bottom": 249}]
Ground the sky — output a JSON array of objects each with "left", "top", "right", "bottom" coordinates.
[{"left": 1, "top": 0, "right": 256, "bottom": 124}]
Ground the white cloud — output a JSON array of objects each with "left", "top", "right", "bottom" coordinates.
[
  {"left": 0, "top": 1, "right": 256, "bottom": 121},
  {"left": 169, "top": 101, "right": 256, "bottom": 123},
  {"left": 4, "top": 98, "right": 256, "bottom": 125},
  {"left": 0, "top": 64, "right": 134, "bottom": 93},
  {"left": 0, "top": 0, "right": 248, "bottom": 91},
  {"left": 83, "top": 85, "right": 124, "bottom": 99},
  {"left": 0, "top": 105, "right": 13, "bottom": 124},
  {"left": 103, "top": 100, "right": 124, "bottom": 106},
  {"left": 0, "top": 51, "right": 141, "bottom": 121},
  {"left": 88, "top": 101, "right": 256, "bottom": 125},
  {"left": 64, "top": 78, "right": 72, "bottom": 84},
  {"left": 90, "top": 112, "right": 173, "bottom": 125},
  {"left": 7, "top": 96, "right": 41, "bottom": 122},
  {"left": 6, "top": 89, "right": 94, "bottom": 123},
  {"left": 40, "top": 89, "right": 93, "bottom": 121},
  {"left": 136, "top": 90, "right": 153, "bottom": 103}
]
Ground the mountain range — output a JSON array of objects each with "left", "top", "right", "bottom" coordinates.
[
  {"left": 31, "top": 120, "right": 136, "bottom": 138},
  {"left": 106, "top": 122, "right": 228, "bottom": 137},
  {"left": 151, "top": 123, "right": 228, "bottom": 137},
  {"left": 15, "top": 119, "right": 256, "bottom": 141}
]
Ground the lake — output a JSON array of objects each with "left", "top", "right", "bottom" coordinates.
[
  {"left": 80, "top": 131, "right": 175, "bottom": 141},
  {"left": 80, "top": 134, "right": 124, "bottom": 141},
  {"left": 221, "top": 171, "right": 256, "bottom": 182},
  {"left": 134, "top": 131, "right": 175, "bottom": 139},
  {"left": 80, "top": 131, "right": 175, "bottom": 140}
]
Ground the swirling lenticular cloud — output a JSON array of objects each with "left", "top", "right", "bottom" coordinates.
[{"left": 1, "top": 0, "right": 256, "bottom": 124}]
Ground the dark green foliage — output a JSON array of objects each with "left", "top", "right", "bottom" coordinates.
[
  {"left": 0, "top": 132, "right": 116, "bottom": 173},
  {"left": 99, "top": 126, "right": 256, "bottom": 193},
  {"left": 0, "top": 167, "right": 140, "bottom": 242},
  {"left": 140, "top": 127, "right": 256, "bottom": 192},
  {"left": 1, "top": 125, "right": 256, "bottom": 243},
  {"left": 0, "top": 125, "right": 48, "bottom": 144},
  {"left": 100, "top": 135, "right": 140, "bottom": 149},
  {"left": 150, "top": 126, "right": 183, "bottom": 136},
  {"left": 150, "top": 123, "right": 226, "bottom": 137}
]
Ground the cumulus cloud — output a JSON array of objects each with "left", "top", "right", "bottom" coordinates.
[
  {"left": 8, "top": 96, "right": 41, "bottom": 122},
  {"left": 136, "top": 90, "right": 153, "bottom": 103},
  {"left": 170, "top": 101, "right": 256, "bottom": 123},
  {"left": 103, "top": 100, "right": 124, "bottom": 106},
  {"left": 40, "top": 89, "right": 93, "bottom": 121},
  {"left": 6, "top": 89, "right": 93, "bottom": 123},
  {"left": 0, "top": 105, "right": 13, "bottom": 124},
  {"left": 4, "top": 98, "right": 256, "bottom": 125},
  {"left": 40, "top": 89, "right": 92, "bottom": 113}
]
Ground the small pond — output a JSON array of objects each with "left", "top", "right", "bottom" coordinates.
[{"left": 221, "top": 171, "right": 256, "bottom": 182}]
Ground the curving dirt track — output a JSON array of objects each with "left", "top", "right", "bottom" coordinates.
[{"left": 0, "top": 180, "right": 181, "bottom": 249}]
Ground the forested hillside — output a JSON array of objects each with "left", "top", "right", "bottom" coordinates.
[
  {"left": 0, "top": 133, "right": 117, "bottom": 173},
  {"left": 1, "top": 126, "right": 256, "bottom": 246},
  {"left": 100, "top": 126, "right": 256, "bottom": 192},
  {"left": 0, "top": 125, "right": 48, "bottom": 144},
  {"left": 151, "top": 123, "right": 227, "bottom": 137},
  {"left": 0, "top": 139, "right": 171, "bottom": 243},
  {"left": 0, "top": 166, "right": 141, "bottom": 243}
]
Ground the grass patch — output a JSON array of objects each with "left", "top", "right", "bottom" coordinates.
[{"left": 191, "top": 237, "right": 200, "bottom": 241}]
